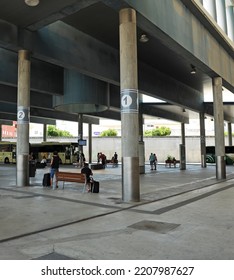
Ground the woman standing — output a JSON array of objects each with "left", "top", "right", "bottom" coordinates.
[{"left": 50, "top": 151, "right": 60, "bottom": 189}]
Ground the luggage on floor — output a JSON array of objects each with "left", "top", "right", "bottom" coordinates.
[
  {"left": 91, "top": 180, "right": 99, "bottom": 193},
  {"left": 42, "top": 173, "right": 51, "bottom": 187}
]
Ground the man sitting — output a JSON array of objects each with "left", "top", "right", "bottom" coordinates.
[{"left": 81, "top": 163, "right": 93, "bottom": 192}]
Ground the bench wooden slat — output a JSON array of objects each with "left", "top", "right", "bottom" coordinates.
[
  {"left": 165, "top": 160, "right": 180, "bottom": 168},
  {"left": 57, "top": 171, "right": 86, "bottom": 189}
]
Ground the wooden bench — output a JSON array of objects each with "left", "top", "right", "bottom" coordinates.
[
  {"left": 165, "top": 160, "right": 180, "bottom": 168},
  {"left": 57, "top": 171, "right": 86, "bottom": 190}
]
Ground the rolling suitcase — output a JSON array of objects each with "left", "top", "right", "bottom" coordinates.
[
  {"left": 91, "top": 180, "right": 99, "bottom": 193},
  {"left": 42, "top": 173, "right": 51, "bottom": 187}
]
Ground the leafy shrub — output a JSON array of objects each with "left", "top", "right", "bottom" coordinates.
[
  {"left": 47, "top": 125, "right": 73, "bottom": 137},
  {"left": 100, "top": 129, "right": 118, "bottom": 137},
  {"left": 144, "top": 126, "right": 171, "bottom": 136}
]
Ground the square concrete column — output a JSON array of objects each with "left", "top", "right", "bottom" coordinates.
[
  {"left": 228, "top": 122, "right": 233, "bottom": 146},
  {"left": 43, "top": 124, "right": 47, "bottom": 142},
  {"left": 213, "top": 77, "right": 226, "bottom": 179},
  {"left": 88, "top": 123, "right": 92, "bottom": 163},
  {"left": 199, "top": 112, "right": 207, "bottom": 168},
  {"left": 139, "top": 97, "right": 145, "bottom": 174},
  {"left": 180, "top": 123, "right": 186, "bottom": 170},
  {"left": 119, "top": 8, "right": 140, "bottom": 202},
  {"left": 78, "top": 113, "right": 83, "bottom": 154}
]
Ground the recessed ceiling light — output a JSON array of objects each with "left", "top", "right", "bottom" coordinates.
[
  {"left": 25, "top": 0, "right": 40, "bottom": 7},
  {"left": 190, "top": 64, "right": 196, "bottom": 74},
  {"left": 139, "top": 34, "right": 149, "bottom": 43}
]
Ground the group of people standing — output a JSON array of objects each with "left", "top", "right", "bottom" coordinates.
[
  {"left": 97, "top": 152, "right": 118, "bottom": 167},
  {"left": 149, "top": 153, "right": 157, "bottom": 170}
]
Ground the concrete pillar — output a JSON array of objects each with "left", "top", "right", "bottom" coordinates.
[
  {"left": 203, "top": 0, "right": 217, "bottom": 20},
  {"left": 119, "top": 8, "right": 140, "bottom": 202},
  {"left": 43, "top": 124, "right": 47, "bottom": 142},
  {"left": 139, "top": 97, "right": 145, "bottom": 174},
  {"left": 199, "top": 112, "right": 207, "bottom": 168},
  {"left": 0, "top": 124, "right": 2, "bottom": 141},
  {"left": 226, "top": 5, "right": 234, "bottom": 41},
  {"left": 78, "top": 113, "right": 83, "bottom": 154},
  {"left": 88, "top": 123, "right": 92, "bottom": 163},
  {"left": 17, "top": 50, "right": 31, "bottom": 186},
  {"left": 228, "top": 122, "right": 233, "bottom": 146},
  {"left": 215, "top": 0, "right": 228, "bottom": 33},
  {"left": 180, "top": 123, "right": 186, "bottom": 170},
  {"left": 213, "top": 77, "right": 226, "bottom": 179}
]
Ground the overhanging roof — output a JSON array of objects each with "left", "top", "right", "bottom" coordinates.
[{"left": 0, "top": 0, "right": 233, "bottom": 125}]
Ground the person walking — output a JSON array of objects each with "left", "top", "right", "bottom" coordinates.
[
  {"left": 50, "top": 151, "right": 60, "bottom": 189},
  {"left": 149, "top": 153, "right": 155, "bottom": 170},
  {"left": 153, "top": 153, "right": 158, "bottom": 170}
]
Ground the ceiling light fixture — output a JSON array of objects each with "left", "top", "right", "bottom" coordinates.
[
  {"left": 25, "top": 0, "right": 40, "bottom": 7},
  {"left": 139, "top": 34, "right": 149, "bottom": 43},
  {"left": 190, "top": 64, "right": 196, "bottom": 74}
]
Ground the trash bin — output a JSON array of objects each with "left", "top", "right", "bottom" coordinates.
[{"left": 29, "top": 161, "right": 36, "bottom": 177}]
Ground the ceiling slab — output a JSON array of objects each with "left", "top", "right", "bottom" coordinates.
[{"left": 0, "top": 0, "right": 233, "bottom": 125}]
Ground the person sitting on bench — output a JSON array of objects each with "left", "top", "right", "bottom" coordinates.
[{"left": 81, "top": 163, "right": 93, "bottom": 192}]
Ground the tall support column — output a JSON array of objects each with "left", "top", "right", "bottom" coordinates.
[
  {"left": 0, "top": 124, "right": 2, "bottom": 141},
  {"left": 119, "top": 8, "right": 140, "bottom": 202},
  {"left": 17, "top": 50, "right": 31, "bottom": 186},
  {"left": 200, "top": 112, "right": 207, "bottom": 168},
  {"left": 43, "top": 124, "right": 47, "bottom": 142},
  {"left": 78, "top": 113, "right": 83, "bottom": 154},
  {"left": 180, "top": 123, "right": 186, "bottom": 170},
  {"left": 139, "top": 97, "right": 145, "bottom": 174},
  {"left": 228, "top": 122, "right": 232, "bottom": 146},
  {"left": 213, "top": 77, "right": 226, "bottom": 179},
  {"left": 88, "top": 123, "right": 92, "bottom": 163}
]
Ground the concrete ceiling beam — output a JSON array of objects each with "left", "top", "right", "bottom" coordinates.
[{"left": 141, "top": 104, "right": 189, "bottom": 123}]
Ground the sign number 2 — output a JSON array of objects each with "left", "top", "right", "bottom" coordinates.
[{"left": 17, "top": 110, "right": 25, "bottom": 120}]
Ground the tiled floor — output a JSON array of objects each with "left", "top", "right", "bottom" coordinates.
[{"left": 1, "top": 163, "right": 234, "bottom": 259}]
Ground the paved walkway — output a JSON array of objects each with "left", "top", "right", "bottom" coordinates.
[{"left": 1, "top": 163, "right": 234, "bottom": 259}]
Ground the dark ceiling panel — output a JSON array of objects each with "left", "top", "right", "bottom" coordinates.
[
  {"left": 62, "top": 2, "right": 120, "bottom": 48},
  {"left": 0, "top": 0, "right": 232, "bottom": 123},
  {"left": 0, "top": 0, "right": 97, "bottom": 29}
]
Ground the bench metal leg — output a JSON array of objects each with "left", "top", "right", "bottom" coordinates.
[{"left": 82, "top": 183, "right": 86, "bottom": 193}]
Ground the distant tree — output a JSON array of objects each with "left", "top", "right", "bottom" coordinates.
[
  {"left": 47, "top": 125, "right": 73, "bottom": 137},
  {"left": 100, "top": 129, "right": 118, "bottom": 137},
  {"left": 144, "top": 126, "right": 171, "bottom": 136}
]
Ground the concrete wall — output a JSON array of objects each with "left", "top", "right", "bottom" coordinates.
[
  {"left": 19, "top": 136, "right": 233, "bottom": 163},
  {"left": 37, "top": 136, "right": 217, "bottom": 163},
  {"left": 85, "top": 136, "right": 216, "bottom": 163}
]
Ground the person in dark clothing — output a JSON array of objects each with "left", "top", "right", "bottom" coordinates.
[
  {"left": 50, "top": 151, "right": 60, "bottom": 189},
  {"left": 81, "top": 163, "right": 93, "bottom": 192}
]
